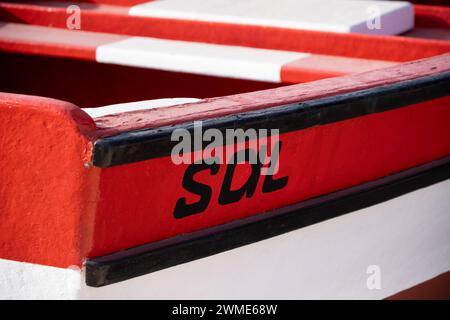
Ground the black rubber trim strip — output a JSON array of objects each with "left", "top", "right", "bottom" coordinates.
[
  {"left": 85, "top": 156, "right": 450, "bottom": 287},
  {"left": 93, "top": 71, "right": 450, "bottom": 168}
]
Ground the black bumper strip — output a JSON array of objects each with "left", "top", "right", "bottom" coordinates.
[
  {"left": 85, "top": 156, "right": 450, "bottom": 287},
  {"left": 92, "top": 71, "right": 450, "bottom": 168}
]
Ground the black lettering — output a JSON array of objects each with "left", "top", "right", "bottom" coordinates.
[
  {"left": 174, "top": 159, "right": 219, "bottom": 219},
  {"left": 219, "top": 149, "right": 261, "bottom": 205},
  {"left": 262, "top": 141, "right": 288, "bottom": 193}
]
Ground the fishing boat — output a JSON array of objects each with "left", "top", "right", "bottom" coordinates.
[{"left": 0, "top": 0, "right": 449, "bottom": 299}]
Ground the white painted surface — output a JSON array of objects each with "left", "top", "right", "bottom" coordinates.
[
  {"left": 0, "top": 260, "right": 80, "bottom": 300},
  {"left": 1, "top": 179, "right": 449, "bottom": 299},
  {"left": 81, "top": 179, "right": 450, "bottom": 299},
  {"left": 129, "top": 0, "right": 414, "bottom": 35},
  {"left": 82, "top": 98, "right": 201, "bottom": 118},
  {"left": 96, "top": 37, "right": 309, "bottom": 82}
]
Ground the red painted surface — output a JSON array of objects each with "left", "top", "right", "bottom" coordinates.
[
  {"left": 388, "top": 270, "right": 450, "bottom": 300},
  {"left": 0, "top": 47, "right": 449, "bottom": 268},
  {"left": 281, "top": 55, "right": 395, "bottom": 84},
  {"left": 1, "top": 2, "right": 449, "bottom": 62},
  {"left": 405, "top": 27, "right": 450, "bottom": 41},
  {"left": 89, "top": 96, "right": 450, "bottom": 258},
  {"left": 85, "top": 54, "right": 450, "bottom": 257},
  {"left": 415, "top": 5, "right": 450, "bottom": 29},
  {"left": 94, "top": 54, "right": 450, "bottom": 137},
  {"left": 0, "top": 93, "right": 99, "bottom": 267},
  {"left": 0, "top": 52, "right": 282, "bottom": 108},
  {"left": 0, "top": 23, "right": 125, "bottom": 61}
]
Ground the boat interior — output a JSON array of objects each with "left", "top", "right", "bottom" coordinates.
[{"left": 0, "top": 0, "right": 449, "bottom": 109}]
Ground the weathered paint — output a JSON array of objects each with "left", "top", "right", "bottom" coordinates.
[
  {"left": 0, "top": 54, "right": 449, "bottom": 269},
  {"left": 0, "top": 2, "right": 449, "bottom": 296},
  {"left": 93, "top": 54, "right": 450, "bottom": 136},
  {"left": 82, "top": 178, "right": 450, "bottom": 299},
  {"left": 0, "top": 93, "right": 99, "bottom": 268},
  {"left": 2, "top": 178, "right": 450, "bottom": 299},
  {"left": 89, "top": 96, "right": 450, "bottom": 258}
]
